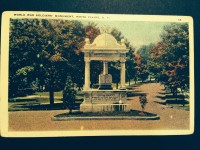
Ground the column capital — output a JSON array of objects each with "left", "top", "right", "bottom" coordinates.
[
  {"left": 84, "top": 57, "right": 91, "bottom": 62},
  {"left": 120, "top": 54, "right": 126, "bottom": 63},
  {"left": 120, "top": 60, "right": 126, "bottom": 63},
  {"left": 84, "top": 52, "right": 91, "bottom": 62}
]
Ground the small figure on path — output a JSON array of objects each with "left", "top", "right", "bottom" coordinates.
[{"left": 139, "top": 95, "right": 148, "bottom": 114}]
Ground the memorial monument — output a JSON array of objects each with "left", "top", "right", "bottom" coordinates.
[{"left": 80, "top": 28, "right": 131, "bottom": 112}]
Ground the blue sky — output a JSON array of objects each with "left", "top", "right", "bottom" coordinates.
[{"left": 81, "top": 20, "right": 171, "bottom": 49}]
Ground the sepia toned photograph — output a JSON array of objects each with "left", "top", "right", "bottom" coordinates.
[{"left": 1, "top": 12, "right": 194, "bottom": 137}]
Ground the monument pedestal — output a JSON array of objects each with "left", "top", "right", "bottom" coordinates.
[
  {"left": 80, "top": 90, "right": 132, "bottom": 112},
  {"left": 98, "top": 74, "right": 113, "bottom": 90},
  {"left": 98, "top": 84, "right": 113, "bottom": 90}
]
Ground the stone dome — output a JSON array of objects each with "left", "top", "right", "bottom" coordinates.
[
  {"left": 83, "top": 33, "right": 127, "bottom": 50},
  {"left": 93, "top": 33, "right": 118, "bottom": 48}
]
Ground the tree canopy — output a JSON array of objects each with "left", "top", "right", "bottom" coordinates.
[
  {"left": 157, "top": 23, "right": 189, "bottom": 93},
  {"left": 136, "top": 23, "right": 189, "bottom": 94},
  {"left": 9, "top": 19, "right": 86, "bottom": 104},
  {"left": 9, "top": 19, "right": 189, "bottom": 102}
]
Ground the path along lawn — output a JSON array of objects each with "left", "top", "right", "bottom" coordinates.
[{"left": 9, "top": 82, "right": 190, "bottom": 131}]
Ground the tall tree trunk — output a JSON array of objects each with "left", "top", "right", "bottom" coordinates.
[
  {"left": 49, "top": 87, "right": 54, "bottom": 106},
  {"left": 175, "top": 87, "right": 178, "bottom": 101},
  {"left": 116, "top": 82, "right": 119, "bottom": 89},
  {"left": 49, "top": 66, "right": 55, "bottom": 106},
  {"left": 170, "top": 86, "right": 173, "bottom": 94},
  {"left": 78, "top": 84, "right": 81, "bottom": 91},
  {"left": 129, "top": 79, "right": 131, "bottom": 86},
  {"left": 181, "top": 88, "right": 185, "bottom": 101},
  {"left": 69, "top": 109, "right": 72, "bottom": 114}
]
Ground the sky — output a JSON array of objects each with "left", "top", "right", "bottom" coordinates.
[{"left": 81, "top": 20, "right": 171, "bottom": 49}]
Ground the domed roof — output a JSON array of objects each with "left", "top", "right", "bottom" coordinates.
[
  {"left": 83, "top": 33, "right": 127, "bottom": 51},
  {"left": 93, "top": 33, "right": 118, "bottom": 47}
]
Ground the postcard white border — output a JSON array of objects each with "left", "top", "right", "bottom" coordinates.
[{"left": 0, "top": 11, "right": 194, "bottom": 137}]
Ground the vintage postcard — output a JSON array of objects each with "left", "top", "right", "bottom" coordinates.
[{"left": 0, "top": 11, "right": 194, "bottom": 137}]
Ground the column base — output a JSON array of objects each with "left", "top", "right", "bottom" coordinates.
[
  {"left": 120, "top": 86, "right": 126, "bottom": 90},
  {"left": 83, "top": 85, "right": 90, "bottom": 90}
]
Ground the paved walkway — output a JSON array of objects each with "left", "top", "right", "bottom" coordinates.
[{"left": 9, "top": 83, "right": 189, "bottom": 131}]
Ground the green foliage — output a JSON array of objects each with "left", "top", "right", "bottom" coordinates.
[
  {"left": 151, "top": 23, "right": 189, "bottom": 93},
  {"left": 16, "top": 66, "right": 34, "bottom": 76},
  {"left": 134, "top": 51, "right": 149, "bottom": 82},
  {"left": 137, "top": 44, "right": 154, "bottom": 63},
  {"left": 9, "top": 19, "right": 42, "bottom": 96},
  {"left": 9, "top": 19, "right": 86, "bottom": 101},
  {"left": 111, "top": 28, "right": 124, "bottom": 41},
  {"left": 126, "top": 59, "right": 137, "bottom": 85},
  {"left": 85, "top": 23, "right": 101, "bottom": 86},
  {"left": 110, "top": 28, "right": 136, "bottom": 86},
  {"left": 136, "top": 44, "right": 156, "bottom": 82},
  {"left": 109, "top": 62, "right": 120, "bottom": 88},
  {"left": 90, "top": 61, "right": 103, "bottom": 86},
  {"left": 85, "top": 22, "right": 101, "bottom": 43},
  {"left": 136, "top": 23, "right": 189, "bottom": 91},
  {"left": 63, "top": 78, "right": 77, "bottom": 114}
]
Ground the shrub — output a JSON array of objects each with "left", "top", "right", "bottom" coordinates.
[
  {"left": 139, "top": 95, "right": 148, "bottom": 112},
  {"left": 63, "top": 86, "right": 76, "bottom": 114}
]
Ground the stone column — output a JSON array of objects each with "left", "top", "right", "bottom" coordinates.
[
  {"left": 120, "top": 61, "right": 126, "bottom": 89},
  {"left": 84, "top": 59, "right": 90, "bottom": 90},
  {"left": 103, "top": 61, "right": 108, "bottom": 75}
]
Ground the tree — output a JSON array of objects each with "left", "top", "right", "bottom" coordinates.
[
  {"left": 134, "top": 51, "right": 149, "bottom": 82},
  {"left": 85, "top": 22, "right": 100, "bottom": 43},
  {"left": 150, "top": 23, "right": 189, "bottom": 94},
  {"left": 126, "top": 58, "right": 137, "bottom": 85},
  {"left": 63, "top": 77, "right": 76, "bottom": 114},
  {"left": 162, "top": 23, "right": 189, "bottom": 93},
  {"left": 84, "top": 22, "right": 101, "bottom": 87},
  {"left": 110, "top": 28, "right": 136, "bottom": 86},
  {"left": 37, "top": 20, "right": 86, "bottom": 105},
  {"left": 9, "top": 19, "right": 44, "bottom": 97},
  {"left": 60, "top": 21, "right": 86, "bottom": 90},
  {"left": 35, "top": 20, "right": 73, "bottom": 106},
  {"left": 9, "top": 19, "right": 86, "bottom": 105},
  {"left": 109, "top": 62, "right": 120, "bottom": 89},
  {"left": 90, "top": 61, "right": 103, "bottom": 86},
  {"left": 137, "top": 44, "right": 156, "bottom": 82}
]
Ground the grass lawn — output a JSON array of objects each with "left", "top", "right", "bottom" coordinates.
[
  {"left": 167, "top": 104, "right": 189, "bottom": 111},
  {"left": 9, "top": 90, "right": 84, "bottom": 111},
  {"left": 9, "top": 94, "right": 84, "bottom": 111},
  {"left": 35, "top": 91, "right": 62, "bottom": 97},
  {"left": 35, "top": 91, "right": 84, "bottom": 99},
  {"left": 9, "top": 97, "right": 83, "bottom": 111},
  {"left": 8, "top": 97, "right": 63, "bottom": 111}
]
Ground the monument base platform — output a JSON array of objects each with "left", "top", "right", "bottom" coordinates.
[
  {"left": 80, "top": 90, "right": 132, "bottom": 112},
  {"left": 98, "top": 84, "right": 113, "bottom": 90},
  {"left": 80, "top": 103, "right": 132, "bottom": 112}
]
